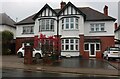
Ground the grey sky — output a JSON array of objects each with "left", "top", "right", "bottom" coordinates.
[{"left": 0, "top": 0, "right": 119, "bottom": 23}]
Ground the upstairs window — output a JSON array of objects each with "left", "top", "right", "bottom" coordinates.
[
  {"left": 23, "top": 26, "right": 34, "bottom": 34},
  {"left": 62, "top": 17, "right": 79, "bottom": 30},
  {"left": 90, "top": 23, "right": 105, "bottom": 32},
  {"left": 39, "top": 19, "right": 54, "bottom": 31}
]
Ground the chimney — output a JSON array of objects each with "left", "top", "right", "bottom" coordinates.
[
  {"left": 104, "top": 5, "right": 108, "bottom": 16},
  {"left": 114, "top": 23, "right": 118, "bottom": 30},
  {"left": 60, "top": 1, "right": 66, "bottom": 9}
]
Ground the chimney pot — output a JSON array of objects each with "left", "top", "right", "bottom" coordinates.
[
  {"left": 60, "top": 1, "right": 66, "bottom": 9},
  {"left": 104, "top": 5, "right": 108, "bottom": 16}
]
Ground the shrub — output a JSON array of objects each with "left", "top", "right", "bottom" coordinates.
[{"left": 1, "top": 30, "right": 14, "bottom": 55}]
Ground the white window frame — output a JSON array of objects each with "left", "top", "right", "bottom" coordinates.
[
  {"left": 61, "top": 39, "right": 79, "bottom": 51},
  {"left": 39, "top": 19, "right": 54, "bottom": 31},
  {"left": 62, "top": 17, "right": 79, "bottom": 30},
  {"left": 90, "top": 23, "right": 105, "bottom": 32},
  {"left": 22, "top": 26, "right": 34, "bottom": 34}
]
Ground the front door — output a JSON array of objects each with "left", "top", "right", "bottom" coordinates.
[{"left": 90, "top": 44, "right": 96, "bottom": 57}]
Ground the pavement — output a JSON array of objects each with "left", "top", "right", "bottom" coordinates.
[{"left": 1, "top": 55, "right": 120, "bottom": 76}]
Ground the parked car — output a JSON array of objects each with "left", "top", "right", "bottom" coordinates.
[
  {"left": 103, "top": 47, "right": 120, "bottom": 61},
  {"left": 17, "top": 47, "right": 43, "bottom": 59}
]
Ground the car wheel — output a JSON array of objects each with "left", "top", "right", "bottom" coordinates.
[
  {"left": 106, "top": 55, "right": 110, "bottom": 61},
  {"left": 35, "top": 53, "right": 41, "bottom": 59},
  {"left": 17, "top": 52, "right": 23, "bottom": 58}
]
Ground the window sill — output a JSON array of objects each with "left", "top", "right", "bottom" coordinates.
[
  {"left": 40, "top": 30, "right": 54, "bottom": 32},
  {"left": 22, "top": 33, "right": 34, "bottom": 34},
  {"left": 61, "top": 50, "right": 79, "bottom": 52},
  {"left": 62, "top": 29, "right": 79, "bottom": 31},
  {"left": 89, "top": 31, "right": 106, "bottom": 33}
]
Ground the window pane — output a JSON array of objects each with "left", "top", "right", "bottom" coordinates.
[
  {"left": 66, "top": 18, "right": 69, "bottom": 22},
  {"left": 62, "top": 24, "right": 64, "bottom": 29},
  {"left": 66, "top": 45, "right": 69, "bottom": 50},
  {"left": 66, "top": 24, "right": 69, "bottom": 29},
  {"left": 62, "top": 45, "right": 64, "bottom": 50},
  {"left": 70, "top": 45, "right": 74, "bottom": 50},
  {"left": 70, "top": 39, "right": 74, "bottom": 43},
  {"left": 31, "top": 26, "right": 34, "bottom": 33},
  {"left": 91, "top": 26, "right": 94, "bottom": 31},
  {"left": 76, "top": 24, "right": 78, "bottom": 29},
  {"left": 65, "top": 39, "right": 69, "bottom": 43},
  {"left": 96, "top": 44, "right": 100, "bottom": 50},
  {"left": 46, "top": 19, "right": 49, "bottom": 30},
  {"left": 70, "top": 23, "right": 74, "bottom": 29},
  {"left": 62, "top": 40, "right": 64, "bottom": 43},
  {"left": 70, "top": 18, "right": 74, "bottom": 22},
  {"left": 41, "top": 20, "right": 45, "bottom": 30},
  {"left": 96, "top": 25, "right": 99, "bottom": 31},
  {"left": 85, "top": 44, "right": 89, "bottom": 50},
  {"left": 62, "top": 19, "right": 64, "bottom": 23},
  {"left": 76, "top": 45, "right": 78, "bottom": 50},
  {"left": 76, "top": 18, "right": 78, "bottom": 23},
  {"left": 50, "top": 19, "right": 54, "bottom": 30},
  {"left": 76, "top": 39, "right": 78, "bottom": 43}
]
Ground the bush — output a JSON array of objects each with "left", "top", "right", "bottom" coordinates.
[{"left": 1, "top": 30, "right": 14, "bottom": 55}]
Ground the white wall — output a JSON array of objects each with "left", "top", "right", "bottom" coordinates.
[
  {"left": 84, "top": 21, "right": 115, "bottom": 36},
  {"left": 16, "top": 24, "right": 34, "bottom": 38},
  {"left": 0, "top": 25, "right": 16, "bottom": 39}
]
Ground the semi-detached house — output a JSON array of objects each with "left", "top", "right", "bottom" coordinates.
[{"left": 16, "top": 2, "right": 116, "bottom": 59}]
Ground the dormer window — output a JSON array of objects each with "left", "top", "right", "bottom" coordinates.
[
  {"left": 39, "top": 19, "right": 54, "bottom": 31},
  {"left": 62, "top": 17, "right": 79, "bottom": 30}
]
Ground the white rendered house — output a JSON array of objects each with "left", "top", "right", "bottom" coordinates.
[{"left": 16, "top": 2, "right": 116, "bottom": 59}]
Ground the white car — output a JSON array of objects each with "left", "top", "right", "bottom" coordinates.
[
  {"left": 17, "top": 47, "right": 43, "bottom": 59},
  {"left": 103, "top": 47, "right": 120, "bottom": 61}
]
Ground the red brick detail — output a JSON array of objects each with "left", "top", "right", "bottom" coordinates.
[
  {"left": 16, "top": 37, "right": 34, "bottom": 54},
  {"left": 83, "top": 51, "right": 89, "bottom": 59},
  {"left": 34, "top": 35, "right": 38, "bottom": 48},
  {"left": 100, "top": 36, "right": 115, "bottom": 54},
  {"left": 79, "top": 34, "right": 84, "bottom": 56},
  {"left": 96, "top": 51, "right": 102, "bottom": 59}
]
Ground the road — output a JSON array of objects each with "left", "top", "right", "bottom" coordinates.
[{"left": 2, "top": 68, "right": 120, "bottom": 79}]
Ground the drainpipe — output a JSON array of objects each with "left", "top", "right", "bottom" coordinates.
[{"left": 56, "top": 17, "right": 59, "bottom": 60}]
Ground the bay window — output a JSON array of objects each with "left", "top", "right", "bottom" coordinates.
[
  {"left": 39, "top": 19, "right": 54, "bottom": 31},
  {"left": 61, "top": 39, "right": 79, "bottom": 51},
  {"left": 62, "top": 17, "right": 79, "bottom": 30}
]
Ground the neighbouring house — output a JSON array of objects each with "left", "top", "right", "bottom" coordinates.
[
  {"left": 0, "top": 13, "right": 16, "bottom": 39},
  {"left": 114, "top": 24, "right": 120, "bottom": 48},
  {"left": 15, "top": 2, "right": 116, "bottom": 59}
]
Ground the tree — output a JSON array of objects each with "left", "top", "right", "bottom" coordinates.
[{"left": 1, "top": 30, "right": 14, "bottom": 55}]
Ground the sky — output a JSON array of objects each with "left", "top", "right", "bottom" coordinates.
[{"left": 0, "top": 0, "right": 119, "bottom": 24}]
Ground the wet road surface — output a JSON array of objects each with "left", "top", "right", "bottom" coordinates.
[
  {"left": 2, "top": 68, "right": 120, "bottom": 79},
  {"left": 52, "top": 58, "right": 116, "bottom": 69}
]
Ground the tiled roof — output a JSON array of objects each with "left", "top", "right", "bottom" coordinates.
[
  {"left": 79, "top": 7, "right": 116, "bottom": 21},
  {"left": 15, "top": 13, "right": 36, "bottom": 25},
  {"left": 0, "top": 13, "right": 16, "bottom": 28},
  {"left": 16, "top": 7, "right": 116, "bottom": 25}
]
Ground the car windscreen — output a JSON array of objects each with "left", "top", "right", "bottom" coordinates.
[{"left": 109, "top": 48, "right": 120, "bottom": 51}]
